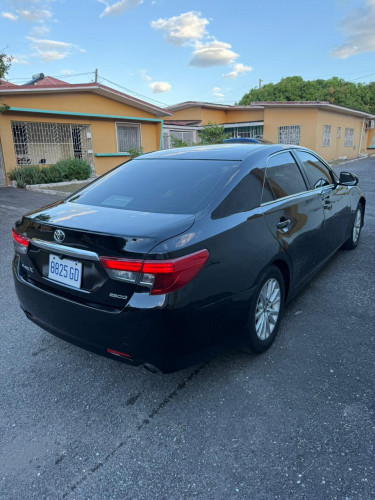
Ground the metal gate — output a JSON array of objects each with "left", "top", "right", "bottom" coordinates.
[{"left": 11, "top": 121, "right": 94, "bottom": 169}]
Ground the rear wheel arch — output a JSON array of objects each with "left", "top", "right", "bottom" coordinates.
[{"left": 270, "top": 259, "right": 291, "bottom": 302}]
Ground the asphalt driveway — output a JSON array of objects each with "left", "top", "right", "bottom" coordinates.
[{"left": 0, "top": 156, "right": 374, "bottom": 499}]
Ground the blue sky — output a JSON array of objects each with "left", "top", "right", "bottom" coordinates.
[{"left": 1, "top": 0, "right": 375, "bottom": 106}]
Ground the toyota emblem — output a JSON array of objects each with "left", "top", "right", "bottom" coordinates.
[{"left": 54, "top": 229, "right": 65, "bottom": 243}]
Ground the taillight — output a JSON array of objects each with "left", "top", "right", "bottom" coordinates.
[
  {"left": 12, "top": 228, "right": 30, "bottom": 254},
  {"left": 100, "top": 249, "right": 209, "bottom": 295}
]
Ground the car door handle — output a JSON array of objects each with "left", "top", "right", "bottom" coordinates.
[
  {"left": 323, "top": 200, "right": 332, "bottom": 210},
  {"left": 277, "top": 218, "right": 292, "bottom": 230}
]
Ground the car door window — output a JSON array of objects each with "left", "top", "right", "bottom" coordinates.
[
  {"left": 296, "top": 151, "right": 333, "bottom": 189},
  {"left": 212, "top": 167, "right": 266, "bottom": 218},
  {"left": 264, "top": 152, "right": 307, "bottom": 200}
]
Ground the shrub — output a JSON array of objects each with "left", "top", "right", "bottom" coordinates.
[
  {"left": 128, "top": 146, "right": 144, "bottom": 158},
  {"left": 170, "top": 137, "right": 189, "bottom": 148},
  {"left": 199, "top": 122, "right": 231, "bottom": 144},
  {"left": 8, "top": 158, "right": 92, "bottom": 188},
  {"left": 8, "top": 165, "right": 42, "bottom": 188},
  {"left": 52, "top": 158, "right": 91, "bottom": 180}
]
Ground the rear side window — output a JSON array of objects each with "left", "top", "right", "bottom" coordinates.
[
  {"left": 70, "top": 159, "right": 241, "bottom": 215},
  {"left": 265, "top": 152, "right": 307, "bottom": 200},
  {"left": 212, "top": 167, "right": 266, "bottom": 218},
  {"left": 296, "top": 151, "right": 333, "bottom": 189}
]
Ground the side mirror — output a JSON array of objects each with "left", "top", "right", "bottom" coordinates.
[{"left": 339, "top": 171, "right": 358, "bottom": 186}]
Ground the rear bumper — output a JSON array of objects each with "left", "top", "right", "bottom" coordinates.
[{"left": 13, "top": 256, "right": 253, "bottom": 372}]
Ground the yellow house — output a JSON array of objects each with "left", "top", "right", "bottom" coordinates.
[
  {"left": 166, "top": 100, "right": 375, "bottom": 161},
  {"left": 0, "top": 75, "right": 171, "bottom": 185}
]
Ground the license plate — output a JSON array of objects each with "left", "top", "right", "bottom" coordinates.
[{"left": 48, "top": 254, "right": 82, "bottom": 289}]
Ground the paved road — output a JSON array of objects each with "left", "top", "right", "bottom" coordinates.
[{"left": 1, "top": 157, "right": 374, "bottom": 500}]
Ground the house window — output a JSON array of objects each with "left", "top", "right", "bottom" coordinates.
[
  {"left": 162, "top": 128, "right": 198, "bottom": 149},
  {"left": 11, "top": 121, "right": 93, "bottom": 166},
  {"left": 344, "top": 128, "right": 354, "bottom": 147},
  {"left": 225, "top": 124, "right": 264, "bottom": 139},
  {"left": 369, "top": 131, "right": 375, "bottom": 149},
  {"left": 116, "top": 123, "right": 141, "bottom": 152},
  {"left": 278, "top": 125, "right": 301, "bottom": 145},
  {"left": 337, "top": 127, "right": 341, "bottom": 138},
  {"left": 322, "top": 125, "right": 331, "bottom": 147},
  {"left": 170, "top": 130, "right": 195, "bottom": 145}
]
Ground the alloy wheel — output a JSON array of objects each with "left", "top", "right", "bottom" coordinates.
[
  {"left": 353, "top": 208, "right": 362, "bottom": 243},
  {"left": 255, "top": 278, "right": 281, "bottom": 341}
]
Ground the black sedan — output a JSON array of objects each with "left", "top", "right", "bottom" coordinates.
[{"left": 12, "top": 144, "right": 365, "bottom": 372}]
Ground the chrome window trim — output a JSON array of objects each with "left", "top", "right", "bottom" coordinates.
[
  {"left": 31, "top": 239, "right": 99, "bottom": 261},
  {"left": 260, "top": 184, "right": 335, "bottom": 207}
]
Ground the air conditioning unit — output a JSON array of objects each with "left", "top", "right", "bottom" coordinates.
[{"left": 366, "top": 119, "right": 375, "bottom": 129}]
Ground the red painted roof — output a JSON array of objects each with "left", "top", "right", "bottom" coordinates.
[
  {"left": 0, "top": 79, "right": 18, "bottom": 87},
  {"left": 33, "top": 76, "right": 68, "bottom": 86}
]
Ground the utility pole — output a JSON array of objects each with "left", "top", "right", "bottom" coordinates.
[
  {"left": 94, "top": 68, "right": 98, "bottom": 83},
  {"left": 259, "top": 78, "right": 263, "bottom": 89}
]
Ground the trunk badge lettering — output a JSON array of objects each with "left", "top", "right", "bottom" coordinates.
[
  {"left": 109, "top": 293, "right": 128, "bottom": 300},
  {"left": 54, "top": 230, "right": 65, "bottom": 243}
]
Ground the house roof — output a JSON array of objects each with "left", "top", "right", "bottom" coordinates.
[
  {"left": 0, "top": 77, "right": 171, "bottom": 117},
  {"left": 164, "top": 120, "right": 202, "bottom": 126},
  {"left": 166, "top": 100, "right": 375, "bottom": 119},
  {"left": 166, "top": 101, "right": 263, "bottom": 112},
  {"left": 0, "top": 80, "right": 18, "bottom": 88},
  {"left": 253, "top": 100, "right": 375, "bottom": 118}
]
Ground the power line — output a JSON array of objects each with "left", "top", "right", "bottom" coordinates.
[{"left": 97, "top": 75, "right": 169, "bottom": 107}]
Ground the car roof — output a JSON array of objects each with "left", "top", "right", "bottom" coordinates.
[{"left": 135, "top": 144, "right": 283, "bottom": 161}]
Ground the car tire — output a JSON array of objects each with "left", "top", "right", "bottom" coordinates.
[
  {"left": 244, "top": 265, "right": 285, "bottom": 353},
  {"left": 342, "top": 204, "right": 363, "bottom": 250}
]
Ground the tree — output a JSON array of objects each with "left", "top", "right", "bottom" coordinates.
[
  {"left": 238, "top": 76, "right": 375, "bottom": 114},
  {"left": 199, "top": 122, "right": 231, "bottom": 144},
  {"left": 0, "top": 52, "right": 11, "bottom": 113}
]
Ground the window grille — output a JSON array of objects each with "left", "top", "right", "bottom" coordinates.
[
  {"left": 11, "top": 121, "right": 93, "bottom": 166},
  {"left": 278, "top": 125, "right": 301, "bottom": 145},
  {"left": 162, "top": 128, "right": 197, "bottom": 149},
  {"left": 116, "top": 123, "right": 140, "bottom": 152},
  {"left": 322, "top": 125, "right": 331, "bottom": 147},
  {"left": 226, "top": 125, "right": 264, "bottom": 139},
  {"left": 344, "top": 128, "right": 354, "bottom": 147},
  {"left": 337, "top": 127, "right": 341, "bottom": 138},
  {"left": 170, "top": 130, "right": 195, "bottom": 144}
]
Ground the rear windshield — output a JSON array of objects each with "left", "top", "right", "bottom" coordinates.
[{"left": 69, "top": 159, "right": 241, "bottom": 214}]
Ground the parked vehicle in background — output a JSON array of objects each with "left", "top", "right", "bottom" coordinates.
[
  {"left": 223, "top": 137, "right": 273, "bottom": 144},
  {"left": 12, "top": 144, "right": 365, "bottom": 372}
]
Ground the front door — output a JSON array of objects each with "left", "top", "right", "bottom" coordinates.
[
  {"left": 295, "top": 150, "right": 350, "bottom": 255},
  {"left": 262, "top": 151, "right": 326, "bottom": 286}
]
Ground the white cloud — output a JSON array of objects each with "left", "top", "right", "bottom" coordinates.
[
  {"left": 149, "top": 81, "right": 171, "bottom": 93},
  {"left": 212, "top": 86, "right": 224, "bottom": 97},
  {"left": 27, "top": 37, "right": 85, "bottom": 62},
  {"left": 1, "top": 12, "right": 18, "bottom": 21},
  {"left": 18, "top": 9, "right": 52, "bottom": 23},
  {"left": 60, "top": 69, "right": 74, "bottom": 75},
  {"left": 37, "top": 50, "right": 67, "bottom": 61},
  {"left": 29, "top": 25, "right": 50, "bottom": 37},
  {"left": 223, "top": 62, "right": 252, "bottom": 79},
  {"left": 28, "top": 38, "right": 73, "bottom": 49},
  {"left": 190, "top": 40, "right": 239, "bottom": 67},
  {"left": 138, "top": 69, "right": 152, "bottom": 81},
  {"left": 331, "top": 0, "right": 375, "bottom": 58},
  {"left": 11, "top": 55, "right": 29, "bottom": 65},
  {"left": 98, "top": 0, "right": 143, "bottom": 17},
  {"left": 151, "top": 11, "right": 209, "bottom": 46}
]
